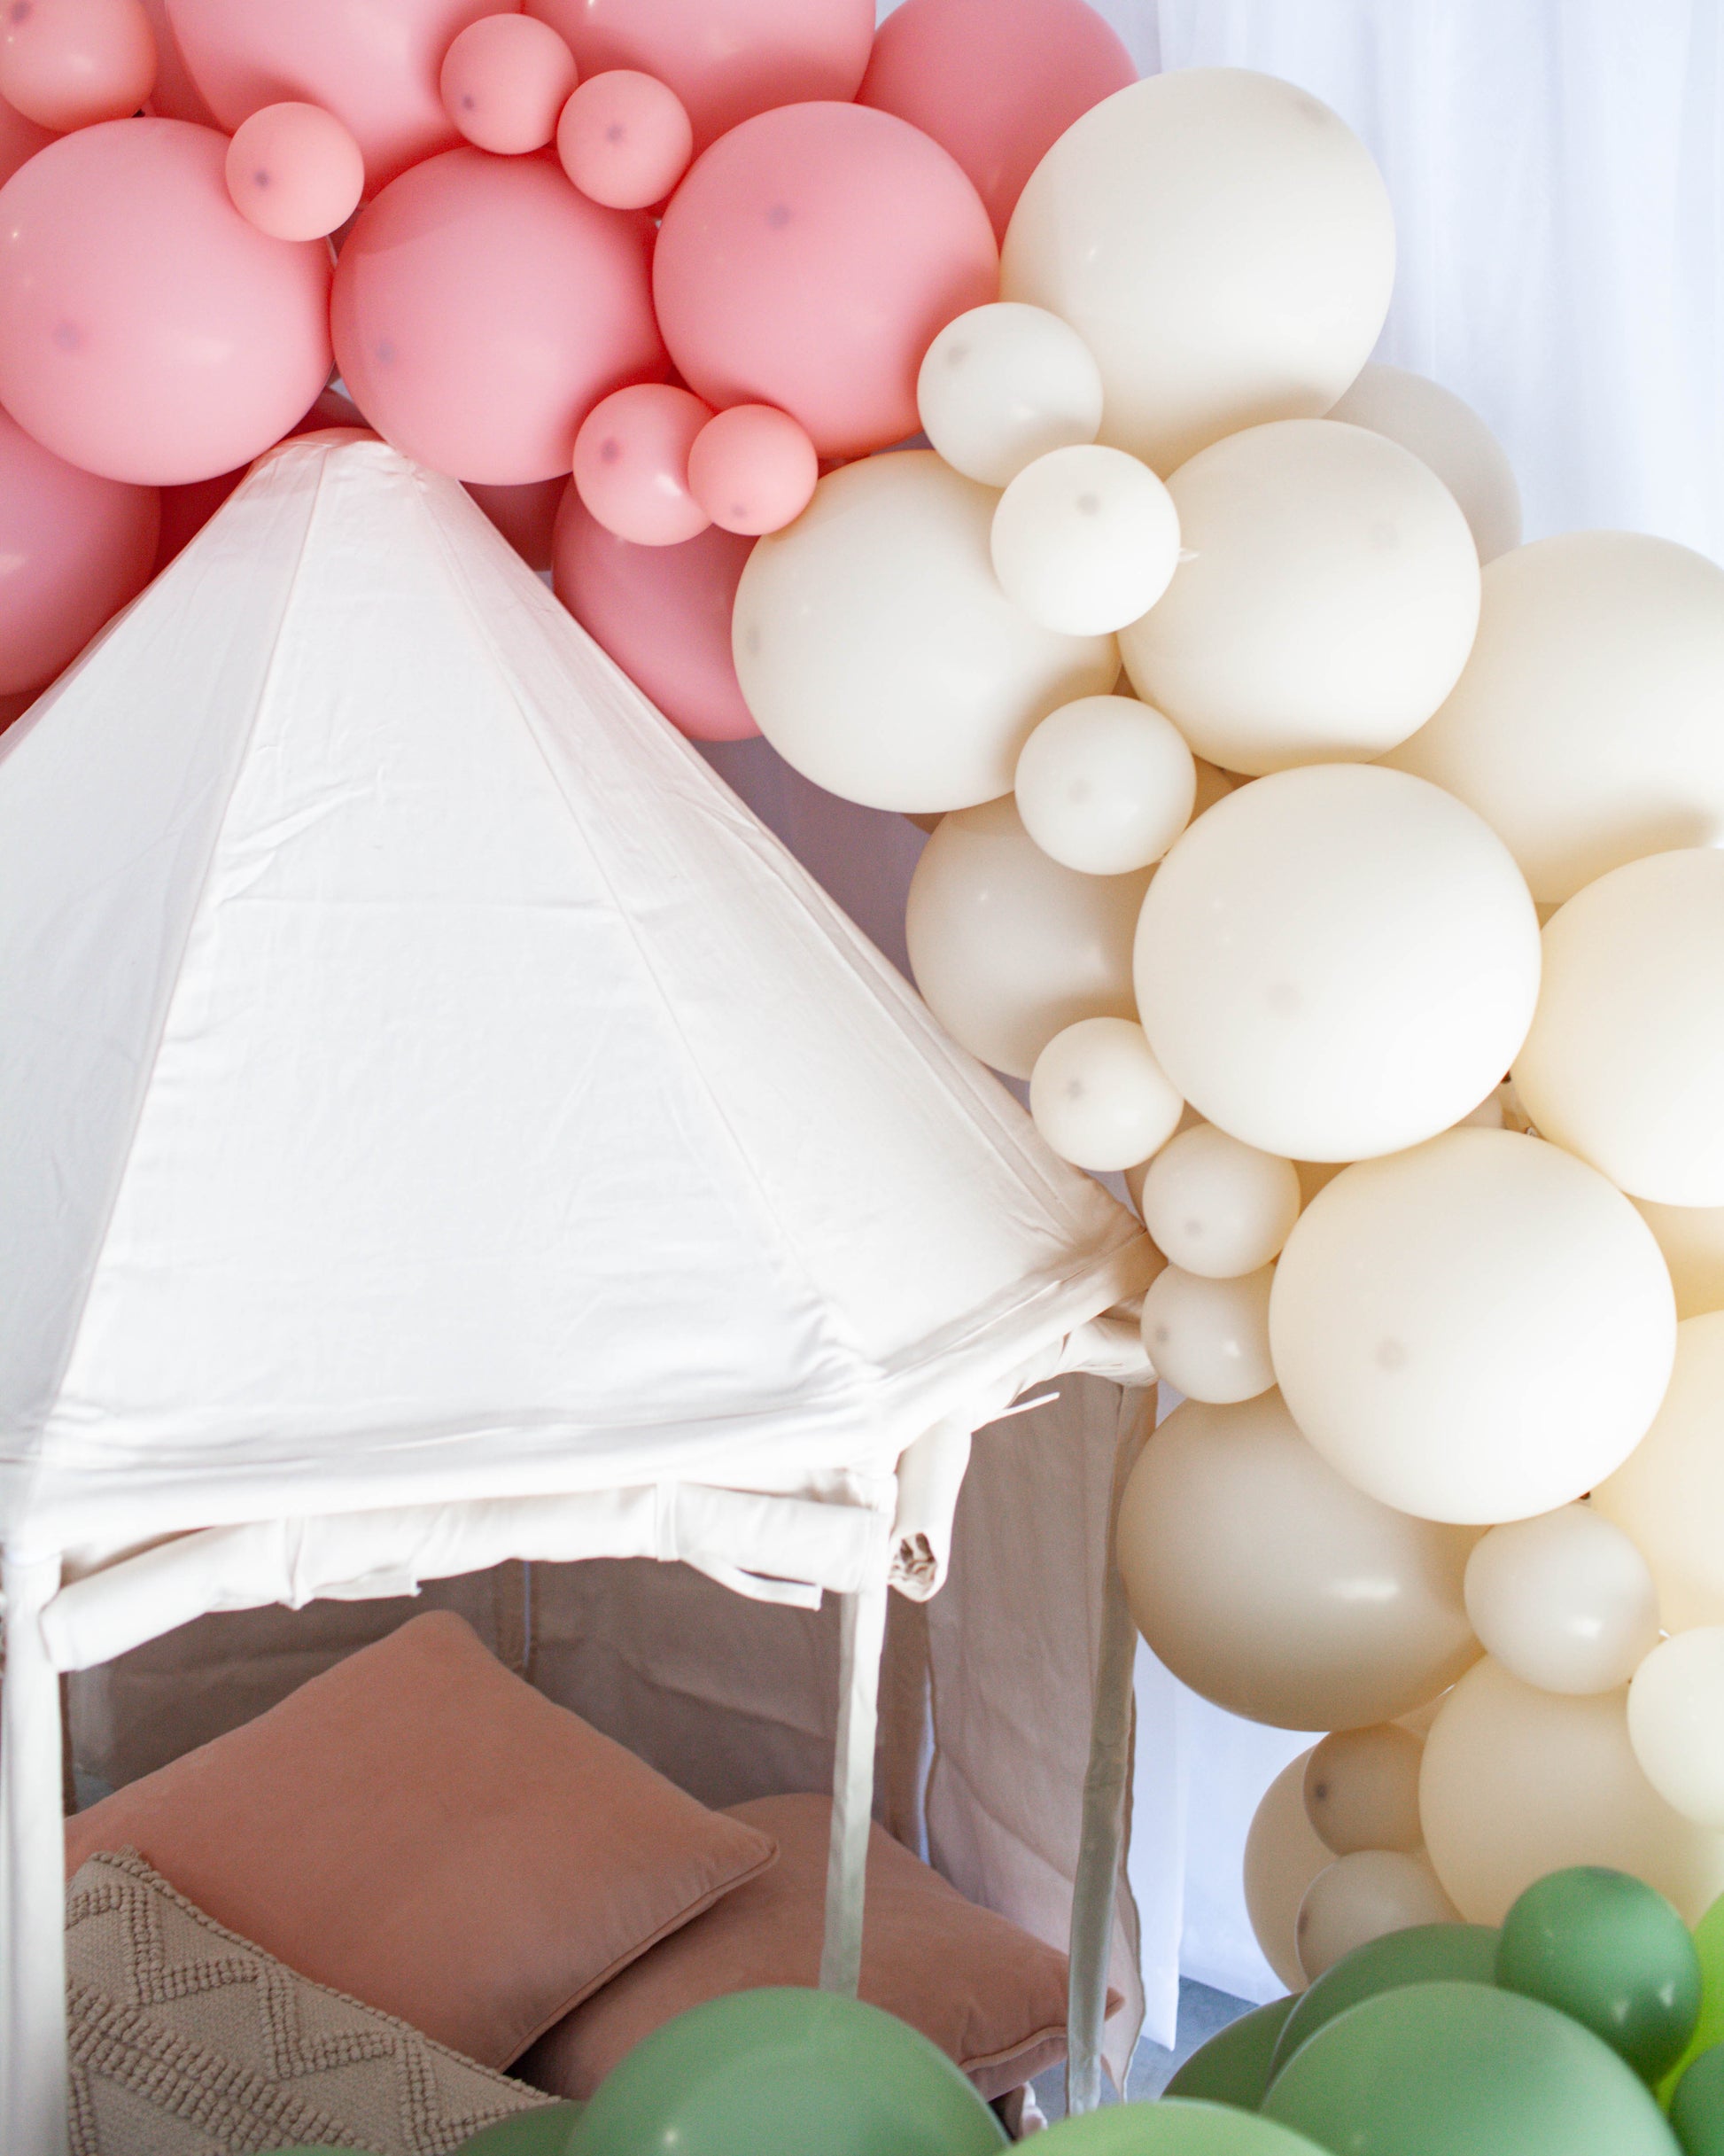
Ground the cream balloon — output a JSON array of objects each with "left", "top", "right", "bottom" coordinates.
[
  {"left": 916, "top": 302, "right": 1104, "bottom": 488},
  {"left": 1419, "top": 1656, "right": 1724, "bottom": 1924},
  {"left": 1463, "top": 1506, "right": 1661, "bottom": 1695},
  {"left": 1270, "top": 1130, "right": 1677, "bottom": 1525},
  {"left": 1245, "top": 1751, "right": 1328, "bottom": 1993},
  {"left": 1628, "top": 1630, "right": 1724, "bottom": 1830},
  {"left": 990, "top": 443, "right": 1180, "bottom": 636},
  {"left": 1514, "top": 849, "right": 1724, "bottom": 1207},
  {"left": 1119, "top": 421, "right": 1480, "bottom": 774},
  {"left": 1014, "top": 694, "right": 1196, "bottom": 875},
  {"left": 1594, "top": 1312, "right": 1724, "bottom": 1633},
  {"left": 1295, "top": 1851, "right": 1462, "bottom": 1981},
  {"left": 1634, "top": 1196, "right": 1724, "bottom": 1320},
  {"left": 1387, "top": 532, "right": 1724, "bottom": 904},
  {"left": 1326, "top": 362, "right": 1522, "bottom": 562},
  {"left": 1116, "top": 1391, "right": 1480, "bottom": 1732},
  {"left": 1140, "top": 1123, "right": 1302, "bottom": 1278},
  {"left": 905, "top": 796, "right": 1150, "bottom": 1078},
  {"left": 731, "top": 451, "right": 1116, "bottom": 813},
  {"left": 1139, "top": 1263, "right": 1276, "bottom": 1404},
  {"left": 1303, "top": 1725, "right": 1425, "bottom": 1856},
  {"left": 1029, "top": 1016, "right": 1182, "bottom": 1172},
  {"left": 1001, "top": 68, "right": 1394, "bottom": 474},
  {"left": 1133, "top": 766, "right": 1542, "bottom": 1163}
]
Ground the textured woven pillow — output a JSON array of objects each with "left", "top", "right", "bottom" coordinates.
[{"left": 66, "top": 1849, "right": 560, "bottom": 2156}]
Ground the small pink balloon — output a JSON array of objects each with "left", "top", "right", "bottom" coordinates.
[
  {"left": 0, "top": 402, "right": 159, "bottom": 695},
  {"left": 572, "top": 381, "right": 711, "bottom": 546},
  {"left": 553, "top": 483, "right": 757, "bottom": 741},
  {"left": 137, "top": 0, "right": 215, "bottom": 124},
  {"left": 525, "top": 0, "right": 872, "bottom": 154},
  {"left": 654, "top": 102, "right": 998, "bottom": 461},
  {"left": 687, "top": 402, "right": 815, "bottom": 535},
  {"left": 0, "top": 0, "right": 156, "bottom": 132},
  {"left": 0, "top": 90, "right": 55, "bottom": 184},
  {"left": 332, "top": 146, "right": 664, "bottom": 484},
  {"left": 859, "top": 0, "right": 1134, "bottom": 240},
  {"left": 226, "top": 101, "right": 363, "bottom": 240},
  {"left": 464, "top": 474, "right": 564, "bottom": 571},
  {"left": 555, "top": 68, "right": 690, "bottom": 211},
  {"left": 0, "top": 119, "right": 334, "bottom": 485},
  {"left": 440, "top": 12, "right": 576, "bottom": 156}
]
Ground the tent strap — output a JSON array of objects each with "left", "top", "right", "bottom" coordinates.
[
  {"left": 2, "top": 1546, "right": 67, "bottom": 2156},
  {"left": 819, "top": 1556, "right": 889, "bottom": 1996}
]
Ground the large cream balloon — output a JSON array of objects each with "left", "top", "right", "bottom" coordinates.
[
  {"left": 1327, "top": 363, "right": 1522, "bottom": 562},
  {"left": 1001, "top": 69, "right": 1394, "bottom": 474},
  {"left": 1634, "top": 1197, "right": 1724, "bottom": 1320},
  {"left": 731, "top": 451, "right": 1116, "bottom": 813},
  {"left": 1118, "top": 421, "right": 1480, "bottom": 774},
  {"left": 1295, "top": 1851, "right": 1461, "bottom": 1981},
  {"left": 1014, "top": 694, "right": 1197, "bottom": 875},
  {"left": 1133, "top": 767, "right": 1541, "bottom": 1162},
  {"left": 1304, "top": 1725, "right": 1425, "bottom": 1856},
  {"left": 1139, "top": 1123, "right": 1302, "bottom": 1278},
  {"left": 1270, "top": 1130, "right": 1677, "bottom": 1525},
  {"left": 916, "top": 302, "right": 1104, "bottom": 488},
  {"left": 1514, "top": 849, "right": 1724, "bottom": 1206},
  {"left": 1463, "top": 1506, "right": 1661, "bottom": 1695},
  {"left": 1419, "top": 1656, "right": 1724, "bottom": 1924},
  {"left": 1244, "top": 1749, "right": 1329, "bottom": 1993},
  {"left": 1388, "top": 532, "right": 1724, "bottom": 904},
  {"left": 1138, "top": 1263, "right": 1276, "bottom": 1404},
  {"left": 1116, "top": 1391, "right": 1480, "bottom": 1732},
  {"left": 1628, "top": 1629, "right": 1724, "bottom": 1830},
  {"left": 1594, "top": 1312, "right": 1724, "bottom": 1632},
  {"left": 905, "top": 796, "right": 1150, "bottom": 1078}
]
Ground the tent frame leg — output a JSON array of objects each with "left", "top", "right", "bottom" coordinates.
[
  {"left": 819, "top": 1559, "right": 889, "bottom": 1996},
  {"left": 2, "top": 1547, "right": 68, "bottom": 2156}
]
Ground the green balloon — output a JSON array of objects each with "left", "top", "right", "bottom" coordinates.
[
  {"left": 1031, "top": 2096, "right": 1328, "bottom": 2152},
  {"left": 1165, "top": 1997, "right": 1298, "bottom": 2110},
  {"left": 565, "top": 1988, "right": 1006, "bottom": 2156},
  {"left": 1664, "top": 1895, "right": 1724, "bottom": 2105},
  {"left": 1673, "top": 2043, "right": 1724, "bottom": 2156},
  {"left": 1262, "top": 1981, "right": 1681, "bottom": 2156},
  {"left": 1496, "top": 1866, "right": 1702, "bottom": 2082},
  {"left": 459, "top": 2105, "right": 585, "bottom": 2154},
  {"left": 1268, "top": 1924, "right": 1499, "bottom": 2082}
]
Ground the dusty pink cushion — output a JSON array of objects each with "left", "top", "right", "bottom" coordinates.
[
  {"left": 66, "top": 1610, "right": 778, "bottom": 2069},
  {"left": 518, "top": 1792, "right": 1104, "bottom": 2103}
]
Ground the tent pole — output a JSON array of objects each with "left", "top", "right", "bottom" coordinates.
[
  {"left": 1066, "top": 1383, "right": 1154, "bottom": 2115},
  {"left": 2, "top": 1548, "right": 68, "bottom": 2156},
  {"left": 818, "top": 1559, "right": 889, "bottom": 1996}
]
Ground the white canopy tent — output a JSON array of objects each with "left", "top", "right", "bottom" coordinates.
[{"left": 0, "top": 434, "right": 1156, "bottom": 2154}]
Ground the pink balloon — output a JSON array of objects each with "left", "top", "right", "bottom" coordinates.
[
  {"left": 524, "top": 0, "right": 873, "bottom": 154},
  {"left": 333, "top": 148, "right": 664, "bottom": 486},
  {"left": 0, "top": 0, "right": 156, "bottom": 132},
  {"left": 0, "top": 120, "right": 334, "bottom": 485},
  {"left": 859, "top": 0, "right": 1134, "bottom": 240},
  {"left": 164, "top": 0, "right": 516, "bottom": 193},
  {"left": 137, "top": 0, "right": 216, "bottom": 125},
  {"left": 572, "top": 382, "right": 711, "bottom": 546},
  {"left": 226, "top": 102, "right": 364, "bottom": 240},
  {"left": 440, "top": 13, "right": 576, "bottom": 156},
  {"left": 687, "top": 402, "right": 816, "bottom": 535},
  {"left": 555, "top": 68, "right": 691, "bottom": 211},
  {"left": 654, "top": 102, "right": 998, "bottom": 461},
  {"left": 0, "top": 402, "right": 158, "bottom": 695},
  {"left": 0, "top": 91, "right": 55, "bottom": 186},
  {"left": 553, "top": 485, "right": 757, "bottom": 741},
  {"left": 464, "top": 474, "right": 564, "bottom": 572},
  {"left": 151, "top": 462, "right": 242, "bottom": 570}
]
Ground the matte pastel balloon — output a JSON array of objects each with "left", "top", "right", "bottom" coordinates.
[
  {"left": 918, "top": 302, "right": 1105, "bottom": 488},
  {"left": 1140, "top": 1124, "right": 1301, "bottom": 1280},
  {"left": 224, "top": 102, "right": 364, "bottom": 240},
  {"left": 524, "top": 0, "right": 874, "bottom": 153},
  {"left": 136, "top": 0, "right": 212, "bottom": 124},
  {"left": 1666, "top": 1896, "right": 1724, "bottom": 2107},
  {"left": 151, "top": 464, "right": 242, "bottom": 572},
  {"left": 0, "top": 119, "right": 332, "bottom": 485},
  {"left": 1032, "top": 2098, "right": 1330, "bottom": 2152},
  {"left": 572, "top": 383, "right": 711, "bottom": 546},
  {"left": 685, "top": 404, "right": 816, "bottom": 536},
  {"left": 165, "top": 0, "right": 505, "bottom": 191},
  {"left": 1244, "top": 1750, "right": 1331, "bottom": 1993},
  {"left": 1629, "top": 1631, "right": 1724, "bottom": 1832},
  {"left": 1164, "top": 1997, "right": 1299, "bottom": 2111},
  {"left": 440, "top": 13, "right": 575, "bottom": 154},
  {"left": 1140, "top": 1264, "right": 1277, "bottom": 1405},
  {"left": 1304, "top": 1725, "right": 1425, "bottom": 1856},
  {"left": 1269, "top": 1924, "right": 1500, "bottom": 2081},
  {"left": 1672, "top": 2045, "right": 1724, "bottom": 2156},
  {"left": 1295, "top": 1851, "right": 1461, "bottom": 1981},
  {"left": 556, "top": 69, "right": 692, "bottom": 210},
  {"left": 1634, "top": 1199, "right": 1724, "bottom": 1322},
  {"left": 0, "top": 404, "right": 158, "bottom": 696},
  {"left": 858, "top": 0, "right": 1134, "bottom": 241},
  {"left": 654, "top": 102, "right": 998, "bottom": 461},
  {"left": 1464, "top": 1505, "right": 1661, "bottom": 1695},
  {"left": 552, "top": 487, "right": 757, "bottom": 741},
  {"left": 466, "top": 475, "right": 564, "bottom": 573},
  {"left": 332, "top": 148, "right": 664, "bottom": 485},
  {"left": 991, "top": 443, "right": 1181, "bottom": 636},
  {"left": 1595, "top": 1316, "right": 1724, "bottom": 1634},
  {"left": 1029, "top": 1016, "right": 1182, "bottom": 1172},
  {"left": 455, "top": 2103, "right": 584, "bottom": 2154},
  {"left": 1328, "top": 362, "right": 1522, "bottom": 562},
  {"left": 1014, "top": 694, "right": 1196, "bottom": 875},
  {"left": 0, "top": 89, "right": 56, "bottom": 184},
  {"left": 0, "top": 0, "right": 154, "bottom": 130}
]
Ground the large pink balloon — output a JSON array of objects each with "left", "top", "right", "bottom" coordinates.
[
  {"left": 0, "top": 93, "right": 55, "bottom": 188},
  {"left": 858, "top": 0, "right": 1135, "bottom": 240},
  {"left": 333, "top": 148, "right": 665, "bottom": 486},
  {"left": 553, "top": 485, "right": 758, "bottom": 742},
  {"left": 0, "top": 404, "right": 159, "bottom": 696},
  {"left": 165, "top": 0, "right": 515, "bottom": 192},
  {"left": 139, "top": 0, "right": 218, "bottom": 125},
  {"left": 465, "top": 475, "right": 564, "bottom": 572},
  {"left": 524, "top": 0, "right": 874, "bottom": 153},
  {"left": 0, "top": 121, "right": 334, "bottom": 486},
  {"left": 654, "top": 102, "right": 998, "bottom": 460}
]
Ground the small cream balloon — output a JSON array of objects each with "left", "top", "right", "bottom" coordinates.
[
  {"left": 1139, "top": 1123, "right": 1302, "bottom": 1278},
  {"left": 1139, "top": 1263, "right": 1276, "bottom": 1403},
  {"left": 1463, "top": 1506, "right": 1661, "bottom": 1694},
  {"left": 1295, "top": 1851, "right": 1461, "bottom": 1981},
  {"left": 1304, "top": 1725, "right": 1425, "bottom": 1856},
  {"left": 1245, "top": 1750, "right": 1330, "bottom": 1993},
  {"left": 1627, "top": 1629, "right": 1724, "bottom": 1830},
  {"left": 916, "top": 302, "right": 1104, "bottom": 487},
  {"left": 1014, "top": 694, "right": 1196, "bottom": 875},
  {"left": 990, "top": 443, "right": 1180, "bottom": 637},
  {"left": 1594, "top": 1312, "right": 1724, "bottom": 1633},
  {"left": 1029, "top": 1016, "right": 1182, "bottom": 1172},
  {"left": 1326, "top": 362, "right": 1522, "bottom": 563}
]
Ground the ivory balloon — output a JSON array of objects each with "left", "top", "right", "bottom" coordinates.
[
  {"left": 990, "top": 443, "right": 1180, "bottom": 637},
  {"left": 1633, "top": 1196, "right": 1724, "bottom": 1320},
  {"left": 917, "top": 302, "right": 1104, "bottom": 488},
  {"left": 1245, "top": 1750, "right": 1329, "bottom": 1992},
  {"left": 1001, "top": 69, "right": 1394, "bottom": 474},
  {"left": 1514, "top": 849, "right": 1724, "bottom": 1207},
  {"left": 1594, "top": 1313, "right": 1724, "bottom": 1633},
  {"left": 1014, "top": 695, "right": 1196, "bottom": 875},
  {"left": 1116, "top": 1391, "right": 1481, "bottom": 1732},
  {"left": 1139, "top": 1124, "right": 1301, "bottom": 1278},
  {"left": 734, "top": 453, "right": 1116, "bottom": 814},
  {"left": 1029, "top": 1017, "right": 1182, "bottom": 1172},
  {"left": 1132, "top": 767, "right": 1542, "bottom": 1163},
  {"left": 1296, "top": 1852, "right": 1461, "bottom": 1981},
  {"left": 1327, "top": 363, "right": 1522, "bottom": 563},
  {"left": 1140, "top": 1264, "right": 1276, "bottom": 1405},
  {"left": 905, "top": 797, "right": 1149, "bottom": 1078},
  {"left": 1628, "top": 1630, "right": 1724, "bottom": 1830},
  {"left": 1304, "top": 1725, "right": 1425, "bottom": 1856},
  {"left": 1270, "top": 1130, "right": 1677, "bottom": 1525},
  {"left": 1119, "top": 421, "right": 1480, "bottom": 775},
  {"left": 1419, "top": 1657, "right": 1724, "bottom": 1924},
  {"left": 1387, "top": 532, "right": 1724, "bottom": 905},
  {"left": 1463, "top": 1506, "right": 1661, "bottom": 1695}
]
